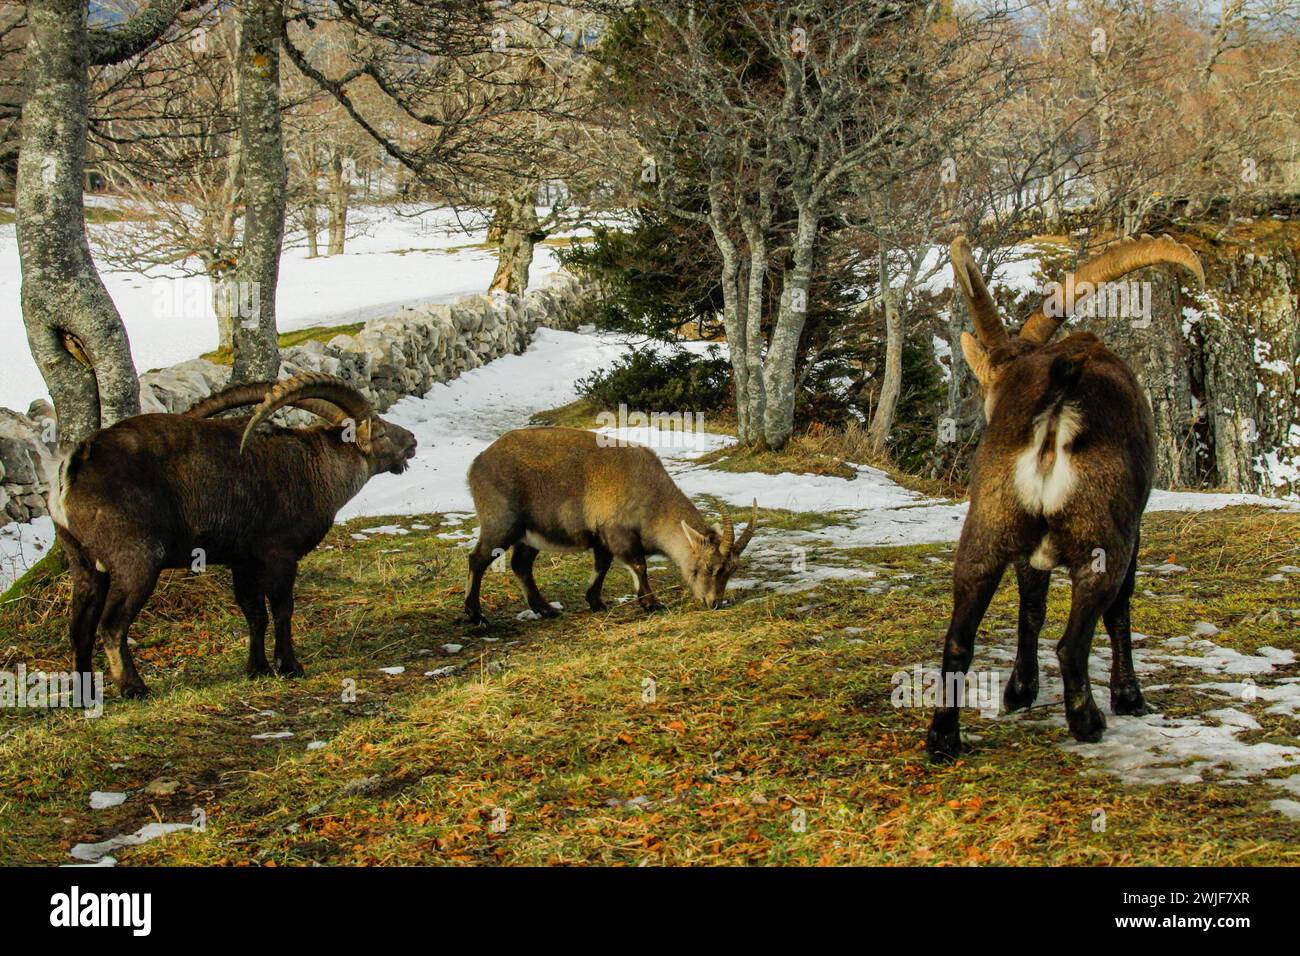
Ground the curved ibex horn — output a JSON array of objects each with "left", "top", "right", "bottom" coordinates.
[
  {"left": 950, "top": 236, "right": 1008, "bottom": 349},
  {"left": 1020, "top": 233, "right": 1205, "bottom": 345},
  {"left": 734, "top": 499, "right": 759, "bottom": 555},
  {"left": 188, "top": 380, "right": 345, "bottom": 423},
  {"left": 719, "top": 499, "right": 759, "bottom": 557},
  {"left": 719, "top": 503, "right": 735, "bottom": 554},
  {"left": 240, "top": 373, "right": 373, "bottom": 454}
]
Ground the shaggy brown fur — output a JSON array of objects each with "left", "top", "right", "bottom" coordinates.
[
  {"left": 927, "top": 236, "right": 1202, "bottom": 760},
  {"left": 51, "top": 376, "right": 416, "bottom": 697},
  {"left": 464, "top": 427, "right": 756, "bottom": 622}
]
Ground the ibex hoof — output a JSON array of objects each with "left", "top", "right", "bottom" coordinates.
[
  {"left": 925, "top": 726, "right": 962, "bottom": 762},
  {"left": 1110, "top": 685, "right": 1150, "bottom": 716},
  {"left": 1003, "top": 675, "right": 1039, "bottom": 712},
  {"left": 1066, "top": 701, "right": 1106, "bottom": 742},
  {"left": 120, "top": 682, "right": 150, "bottom": 700},
  {"left": 276, "top": 659, "right": 305, "bottom": 678}
]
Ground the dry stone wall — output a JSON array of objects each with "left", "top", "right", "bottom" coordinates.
[{"left": 0, "top": 271, "right": 586, "bottom": 523}]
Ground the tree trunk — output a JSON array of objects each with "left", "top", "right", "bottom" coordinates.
[
  {"left": 15, "top": 0, "right": 140, "bottom": 448},
  {"left": 231, "top": 0, "right": 287, "bottom": 384},
  {"left": 303, "top": 149, "right": 320, "bottom": 258},
  {"left": 739, "top": 215, "right": 767, "bottom": 440},
  {"left": 867, "top": 247, "right": 903, "bottom": 457},
  {"left": 762, "top": 205, "right": 819, "bottom": 449},
  {"left": 209, "top": 263, "right": 239, "bottom": 353},
  {"left": 327, "top": 148, "right": 348, "bottom": 255},
  {"left": 488, "top": 186, "right": 540, "bottom": 295}
]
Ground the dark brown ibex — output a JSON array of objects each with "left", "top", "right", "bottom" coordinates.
[
  {"left": 465, "top": 426, "right": 757, "bottom": 623},
  {"left": 49, "top": 374, "right": 417, "bottom": 697},
  {"left": 927, "top": 234, "right": 1204, "bottom": 760}
]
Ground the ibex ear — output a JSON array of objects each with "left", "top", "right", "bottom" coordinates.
[
  {"left": 960, "top": 332, "right": 994, "bottom": 389},
  {"left": 350, "top": 417, "right": 373, "bottom": 454},
  {"left": 681, "top": 521, "right": 707, "bottom": 553}
]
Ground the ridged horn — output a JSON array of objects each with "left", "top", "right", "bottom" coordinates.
[
  {"left": 950, "top": 236, "right": 1008, "bottom": 349},
  {"left": 187, "top": 380, "right": 347, "bottom": 424},
  {"left": 733, "top": 499, "right": 758, "bottom": 555},
  {"left": 1019, "top": 233, "right": 1205, "bottom": 345},
  {"left": 719, "top": 503, "right": 735, "bottom": 554},
  {"left": 240, "top": 373, "right": 373, "bottom": 454},
  {"left": 186, "top": 381, "right": 279, "bottom": 418},
  {"left": 720, "top": 500, "right": 759, "bottom": 557}
]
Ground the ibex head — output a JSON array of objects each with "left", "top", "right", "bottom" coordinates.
[
  {"left": 951, "top": 234, "right": 1204, "bottom": 418},
  {"left": 680, "top": 499, "right": 758, "bottom": 609},
  {"left": 236, "top": 373, "right": 418, "bottom": 475}
]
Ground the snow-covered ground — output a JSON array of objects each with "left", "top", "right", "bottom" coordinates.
[{"left": 0, "top": 204, "right": 569, "bottom": 412}]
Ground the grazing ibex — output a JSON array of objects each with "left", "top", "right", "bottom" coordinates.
[
  {"left": 465, "top": 426, "right": 757, "bottom": 623},
  {"left": 926, "top": 234, "right": 1204, "bottom": 760},
  {"left": 49, "top": 374, "right": 417, "bottom": 697}
]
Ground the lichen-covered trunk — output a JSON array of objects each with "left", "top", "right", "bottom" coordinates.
[
  {"left": 715, "top": 243, "right": 752, "bottom": 443},
  {"left": 230, "top": 0, "right": 286, "bottom": 384},
  {"left": 867, "top": 248, "right": 903, "bottom": 456},
  {"left": 15, "top": 0, "right": 140, "bottom": 447},
  {"left": 762, "top": 206, "right": 818, "bottom": 450},
  {"left": 488, "top": 188, "right": 540, "bottom": 296},
  {"left": 739, "top": 217, "right": 767, "bottom": 442}
]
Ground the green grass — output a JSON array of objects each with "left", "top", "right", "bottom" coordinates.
[
  {"left": 199, "top": 322, "right": 365, "bottom": 366},
  {"left": 0, "top": 506, "right": 1296, "bottom": 866}
]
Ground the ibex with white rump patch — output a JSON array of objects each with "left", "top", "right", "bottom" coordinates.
[
  {"left": 465, "top": 426, "right": 757, "bottom": 623},
  {"left": 927, "top": 234, "right": 1204, "bottom": 760}
]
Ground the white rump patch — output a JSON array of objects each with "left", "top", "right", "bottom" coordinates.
[{"left": 1013, "top": 405, "right": 1083, "bottom": 516}]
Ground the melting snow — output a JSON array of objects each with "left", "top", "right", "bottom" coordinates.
[{"left": 69, "top": 822, "right": 194, "bottom": 865}]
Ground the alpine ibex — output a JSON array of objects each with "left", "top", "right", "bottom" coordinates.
[
  {"left": 49, "top": 374, "right": 417, "bottom": 697},
  {"left": 465, "top": 426, "right": 757, "bottom": 623},
  {"left": 927, "top": 234, "right": 1204, "bottom": 760}
]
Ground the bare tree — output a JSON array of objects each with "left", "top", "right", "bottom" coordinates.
[
  {"left": 594, "top": 0, "right": 1016, "bottom": 449},
  {"left": 230, "top": 0, "right": 287, "bottom": 383},
  {"left": 92, "top": 15, "right": 249, "bottom": 351},
  {"left": 279, "top": 1, "right": 611, "bottom": 295},
  {"left": 15, "top": 0, "right": 194, "bottom": 445}
]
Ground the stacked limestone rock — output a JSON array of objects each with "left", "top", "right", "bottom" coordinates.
[
  {"left": 1, "top": 405, "right": 57, "bottom": 523},
  {"left": 0, "top": 270, "right": 587, "bottom": 524}
]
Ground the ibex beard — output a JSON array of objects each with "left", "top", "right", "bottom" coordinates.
[
  {"left": 49, "top": 374, "right": 416, "bottom": 698},
  {"left": 926, "top": 234, "right": 1204, "bottom": 761},
  {"left": 464, "top": 426, "right": 757, "bottom": 624}
]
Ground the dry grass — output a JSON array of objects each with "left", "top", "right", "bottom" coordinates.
[{"left": 0, "top": 506, "right": 1296, "bottom": 866}]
